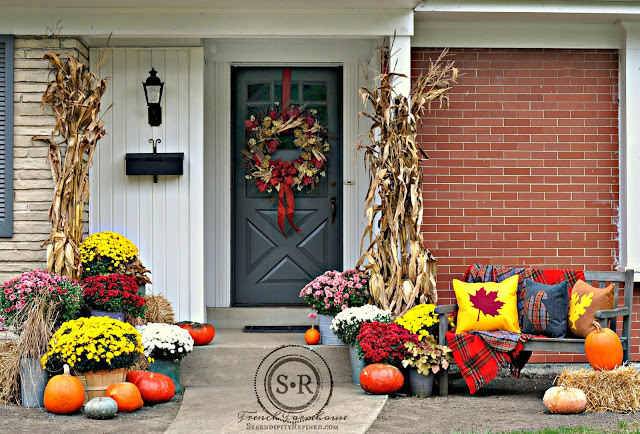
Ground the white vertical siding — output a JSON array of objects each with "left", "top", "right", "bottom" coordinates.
[
  {"left": 89, "top": 47, "right": 204, "bottom": 321},
  {"left": 204, "top": 60, "right": 232, "bottom": 307},
  {"left": 342, "top": 60, "right": 371, "bottom": 269}
]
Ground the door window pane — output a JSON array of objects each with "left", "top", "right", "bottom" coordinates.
[
  {"left": 303, "top": 83, "right": 327, "bottom": 102},
  {"left": 247, "top": 82, "right": 270, "bottom": 102}
]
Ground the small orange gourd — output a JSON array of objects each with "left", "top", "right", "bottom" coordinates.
[
  {"left": 106, "top": 382, "right": 143, "bottom": 412},
  {"left": 585, "top": 321, "right": 623, "bottom": 371},
  {"left": 43, "top": 364, "right": 85, "bottom": 414},
  {"left": 543, "top": 386, "right": 587, "bottom": 414},
  {"left": 305, "top": 325, "right": 321, "bottom": 345}
]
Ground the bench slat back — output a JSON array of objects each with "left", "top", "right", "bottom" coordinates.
[{"left": 583, "top": 269, "right": 634, "bottom": 334}]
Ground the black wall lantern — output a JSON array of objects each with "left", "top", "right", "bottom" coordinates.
[{"left": 142, "top": 68, "right": 164, "bottom": 127}]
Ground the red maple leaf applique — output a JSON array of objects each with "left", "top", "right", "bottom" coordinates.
[{"left": 469, "top": 287, "right": 505, "bottom": 321}]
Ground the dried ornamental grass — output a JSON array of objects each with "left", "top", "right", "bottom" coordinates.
[
  {"left": 0, "top": 297, "right": 57, "bottom": 405},
  {"left": 143, "top": 294, "right": 175, "bottom": 324},
  {"left": 356, "top": 48, "right": 458, "bottom": 317},
  {"left": 556, "top": 365, "right": 640, "bottom": 413},
  {"left": 32, "top": 50, "right": 111, "bottom": 280}
]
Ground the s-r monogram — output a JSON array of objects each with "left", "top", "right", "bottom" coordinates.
[{"left": 275, "top": 374, "right": 314, "bottom": 395}]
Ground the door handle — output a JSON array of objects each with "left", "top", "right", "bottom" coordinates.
[{"left": 330, "top": 196, "right": 337, "bottom": 226}]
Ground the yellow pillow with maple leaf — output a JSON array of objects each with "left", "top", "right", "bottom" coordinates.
[
  {"left": 568, "top": 279, "right": 615, "bottom": 338},
  {"left": 453, "top": 275, "right": 521, "bottom": 334}
]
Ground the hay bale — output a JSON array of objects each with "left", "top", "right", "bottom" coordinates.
[
  {"left": 556, "top": 365, "right": 640, "bottom": 413},
  {"left": 143, "top": 294, "right": 175, "bottom": 324}
]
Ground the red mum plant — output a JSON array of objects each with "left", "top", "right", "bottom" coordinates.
[
  {"left": 357, "top": 321, "right": 419, "bottom": 367},
  {"left": 82, "top": 274, "right": 147, "bottom": 318}
]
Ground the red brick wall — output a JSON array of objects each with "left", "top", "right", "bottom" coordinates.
[{"left": 413, "top": 48, "right": 621, "bottom": 362}]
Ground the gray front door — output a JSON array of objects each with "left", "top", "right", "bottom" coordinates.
[{"left": 232, "top": 67, "right": 343, "bottom": 306}]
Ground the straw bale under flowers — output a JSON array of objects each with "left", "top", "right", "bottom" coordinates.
[
  {"left": 556, "top": 365, "right": 640, "bottom": 413},
  {"left": 143, "top": 294, "right": 175, "bottom": 324}
]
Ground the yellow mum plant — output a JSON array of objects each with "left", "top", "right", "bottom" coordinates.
[
  {"left": 40, "top": 316, "right": 146, "bottom": 374},
  {"left": 396, "top": 304, "right": 454, "bottom": 341},
  {"left": 79, "top": 231, "right": 151, "bottom": 284}
]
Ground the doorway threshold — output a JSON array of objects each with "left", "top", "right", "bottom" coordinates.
[{"left": 243, "top": 325, "right": 309, "bottom": 333}]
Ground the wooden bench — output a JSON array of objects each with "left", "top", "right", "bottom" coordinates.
[{"left": 434, "top": 269, "right": 635, "bottom": 396}]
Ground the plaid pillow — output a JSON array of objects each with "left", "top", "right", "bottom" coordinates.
[{"left": 521, "top": 280, "right": 569, "bottom": 338}]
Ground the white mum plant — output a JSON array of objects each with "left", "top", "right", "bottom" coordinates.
[
  {"left": 330, "top": 304, "right": 392, "bottom": 345},
  {"left": 137, "top": 323, "right": 194, "bottom": 362}
]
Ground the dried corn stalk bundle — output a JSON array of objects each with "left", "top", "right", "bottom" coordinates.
[
  {"left": 32, "top": 51, "right": 111, "bottom": 280},
  {"left": 357, "top": 49, "right": 458, "bottom": 318}
]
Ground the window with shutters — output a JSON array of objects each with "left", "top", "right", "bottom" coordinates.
[{"left": 0, "top": 35, "right": 13, "bottom": 237}]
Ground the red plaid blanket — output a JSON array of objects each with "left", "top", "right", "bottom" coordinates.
[
  {"left": 446, "top": 330, "right": 531, "bottom": 394},
  {"left": 449, "top": 264, "right": 585, "bottom": 394}
]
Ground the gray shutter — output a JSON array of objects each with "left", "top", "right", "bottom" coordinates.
[{"left": 0, "top": 35, "right": 13, "bottom": 237}]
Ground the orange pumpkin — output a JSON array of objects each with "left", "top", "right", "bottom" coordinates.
[
  {"left": 543, "top": 386, "right": 587, "bottom": 414},
  {"left": 305, "top": 325, "right": 321, "bottom": 345},
  {"left": 175, "top": 321, "right": 215, "bottom": 346},
  {"left": 106, "top": 382, "right": 143, "bottom": 412},
  {"left": 43, "top": 364, "right": 85, "bottom": 414},
  {"left": 126, "top": 371, "right": 175, "bottom": 403},
  {"left": 359, "top": 363, "right": 404, "bottom": 394},
  {"left": 585, "top": 321, "right": 623, "bottom": 371}
]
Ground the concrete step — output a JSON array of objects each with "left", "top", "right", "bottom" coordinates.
[
  {"left": 180, "top": 328, "right": 353, "bottom": 387},
  {"left": 206, "top": 307, "right": 317, "bottom": 328}
]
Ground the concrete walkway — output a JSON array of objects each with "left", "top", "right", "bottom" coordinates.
[
  {"left": 166, "top": 329, "right": 387, "bottom": 433},
  {"left": 166, "top": 384, "right": 387, "bottom": 433}
]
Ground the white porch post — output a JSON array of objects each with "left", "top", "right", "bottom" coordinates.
[
  {"left": 389, "top": 35, "right": 412, "bottom": 99},
  {"left": 619, "top": 22, "right": 640, "bottom": 281}
]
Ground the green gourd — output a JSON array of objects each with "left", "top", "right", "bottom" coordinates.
[{"left": 84, "top": 396, "right": 118, "bottom": 419}]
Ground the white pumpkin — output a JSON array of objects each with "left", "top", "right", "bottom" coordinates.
[{"left": 543, "top": 386, "right": 587, "bottom": 414}]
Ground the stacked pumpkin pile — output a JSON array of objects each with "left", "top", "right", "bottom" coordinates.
[{"left": 43, "top": 364, "right": 176, "bottom": 418}]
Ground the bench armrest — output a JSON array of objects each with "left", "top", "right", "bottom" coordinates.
[
  {"left": 436, "top": 304, "right": 458, "bottom": 346},
  {"left": 435, "top": 304, "right": 459, "bottom": 314},
  {"left": 594, "top": 307, "right": 631, "bottom": 319}
]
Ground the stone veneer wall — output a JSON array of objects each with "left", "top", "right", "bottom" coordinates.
[{"left": 0, "top": 37, "right": 89, "bottom": 283}]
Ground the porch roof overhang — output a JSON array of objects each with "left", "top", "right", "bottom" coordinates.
[
  {"left": 0, "top": 2, "right": 419, "bottom": 38},
  {"left": 414, "top": 0, "right": 640, "bottom": 49},
  {"left": 415, "top": 0, "right": 640, "bottom": 22}
]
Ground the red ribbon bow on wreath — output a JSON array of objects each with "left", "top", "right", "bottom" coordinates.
[{"left": 270, "top": 159, "right": 301, "bottom": 235}]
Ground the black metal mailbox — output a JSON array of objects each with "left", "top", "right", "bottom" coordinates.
[{"left": 125, "top": 152, "right": 184, "bottom": 176}]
